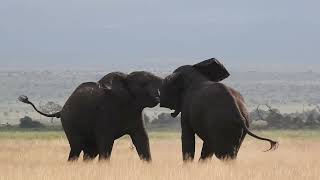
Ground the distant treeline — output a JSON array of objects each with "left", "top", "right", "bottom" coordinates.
[
  {"left": 2, "top": 104, "right": 320, "bottom": 130},
  {"left": 248, "top": 104, "right": 320, "bottom": 129},
  {"left": 144, "top": 104, "right": 320, "bottom": 130}
]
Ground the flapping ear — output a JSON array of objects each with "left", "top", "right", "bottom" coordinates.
[
  {"left": 98, "top": 72, "right": 132, "bottom": 99},
  {"left": 193, "top": 58, "right": 230, "bottom": 82}
]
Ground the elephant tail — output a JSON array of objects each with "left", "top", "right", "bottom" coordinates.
[
  {"left": 18, "top": 95, "right": 61, "bottom": 118},
  {"left": 241, "top": 117, "right": 279, "bottom": 152}
]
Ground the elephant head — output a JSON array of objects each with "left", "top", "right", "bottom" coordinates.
[
  {"left": 160, "top": 58, "right": 230, "bottom": 117},
  {"left": 99, "top": 71, "right": 163, "bottom": 109}
]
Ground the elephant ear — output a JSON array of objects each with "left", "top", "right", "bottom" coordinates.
[
  {"left": 193, "top": 58, "right": 230, "bottom": 82},
  {"left": 98, "top": 72, "right": 132, "bottom": 99}
]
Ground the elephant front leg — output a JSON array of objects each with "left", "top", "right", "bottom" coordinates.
[
  {"left": 181, "top": 126, "right": 195, "bottom": 162},
  {"left": 130, "top": 129, "right": 152, "bottom": 162}
]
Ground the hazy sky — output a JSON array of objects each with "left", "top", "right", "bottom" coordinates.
[{"left": 1, "top": 0, "right": 319, "bottom": 71}]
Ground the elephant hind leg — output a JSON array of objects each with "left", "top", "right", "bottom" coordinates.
[
  {"left": 214, "top": 139, "right": 242, "bottom": 161},
  {"left": 83, "top": 143, "right": 98, "bottom": 162},
  {"left": 68, "top": 149, "right": 82, "bottom": 162},
  {"left": 67, "top": 135, "right": 85, "bottom": 162},
  {"left": 212, "top": 128, "right": 243, "bottom": 161},
  {"left": 82, "top": 137, "right": 98, "bottom": 161},
  {"left": 83, "top": 151, "right": 98, "bottom": 161},
  {"left": 214, "top": 147, "right": 238, "bottom": 161},
  {"left": 215, "top": 129, "right": 246, "bottom": 161},
  {"left": 97, "top": 138, "right": 114, "bottom": 161},
  {"left": 199, "top": 142, "right": 214, "bottom": 162}
]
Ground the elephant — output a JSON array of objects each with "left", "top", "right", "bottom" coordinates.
[
  {"left": 19, "top": 71, "right": 162, "bottom": 162},
  {"left": 159, "top": 58, "right": 278, "bottom": 162}
]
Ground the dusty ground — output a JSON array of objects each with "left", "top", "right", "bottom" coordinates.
[{"left": 0, "top": 132, "right": 319, "bottom": 180}]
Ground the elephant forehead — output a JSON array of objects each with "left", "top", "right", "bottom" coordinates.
[
  {"left": 129, "top": 71, "right": 160, "bottom": 82},
  {"left": 98, "top": 72, "right": 127, "bottom": 84},
  {"left": 165, "top": 74, "right": 176, "bottom": 81}
]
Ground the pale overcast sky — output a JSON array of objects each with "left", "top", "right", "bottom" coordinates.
[{"left": 0, "top": 0, "right": 319, "bottom": 71}]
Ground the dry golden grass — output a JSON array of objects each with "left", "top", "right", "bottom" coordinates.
[{"left": 0, "top": 133, "right": 319, "bottom": 180}]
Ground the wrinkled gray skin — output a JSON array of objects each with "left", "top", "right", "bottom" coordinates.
[
  {"left": 160, "top": 58, "right": 278, "bottom": 162},
  {"left": 19, "top": 71, "right": 162, "bottom": 162}
]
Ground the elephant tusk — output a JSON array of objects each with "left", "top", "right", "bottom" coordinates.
[{"left": 171, "top": 110, "right": 180, "bottom": 118}]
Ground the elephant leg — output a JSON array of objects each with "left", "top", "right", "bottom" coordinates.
[
  {"left": 97, "top": 138, "right": 114, "bottom": 161},
  {"left": 215, "top": 149, "right": 237, "bottom": 160},
  {"left": 130, "top": 129, "right": 151, "bottom": 162},
  {"left": 83, "top": 145, "right": 98, "bottom": 162},
  {"left": 181, "top": 123, "right": 195, "bottom": 162},
  {"left": 83, "top": 151, "right": 98, "bottom": 161},
  {"left": 228, "top": 128, "right": 247, "bottom": 160},
  {"left": 199, "top": 142, "right": 214, "bottom": 162},
  {"left": 231, "top": 130, "right": 246, "bottom": 159},
  {"left": 214, "top": 129, "right": 243, "bottom": 161},
  {"left": 240, "top": 129, "right": 247, "bottom": 145},
  {"left": 83, "top": 138, "right": 98, "bottom": 161},
  {"left": 67, "top": 135, "right": 84, "bottom": 162}
]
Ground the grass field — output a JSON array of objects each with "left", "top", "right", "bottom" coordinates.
[{"left": 0, "top": 130, "right": 319, "bottom": 180}]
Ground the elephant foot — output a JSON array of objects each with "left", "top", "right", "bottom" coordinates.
[
  {"left": 67, "top": 157, "right": 79, "bottom": 162},
  {"left": 215, "top": 154, "right": 237, "bottom": 161},
  {"left": 199, "top": 157, "right": 212, "bottom": 163}
]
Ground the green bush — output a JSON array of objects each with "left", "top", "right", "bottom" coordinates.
[{"left": 19, "top": 116, "right": 44, "bottom": 128}]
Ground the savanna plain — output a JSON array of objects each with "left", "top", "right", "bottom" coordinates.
[{"left": 0, "top": 130, "right": 319, "bottom": 180}]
